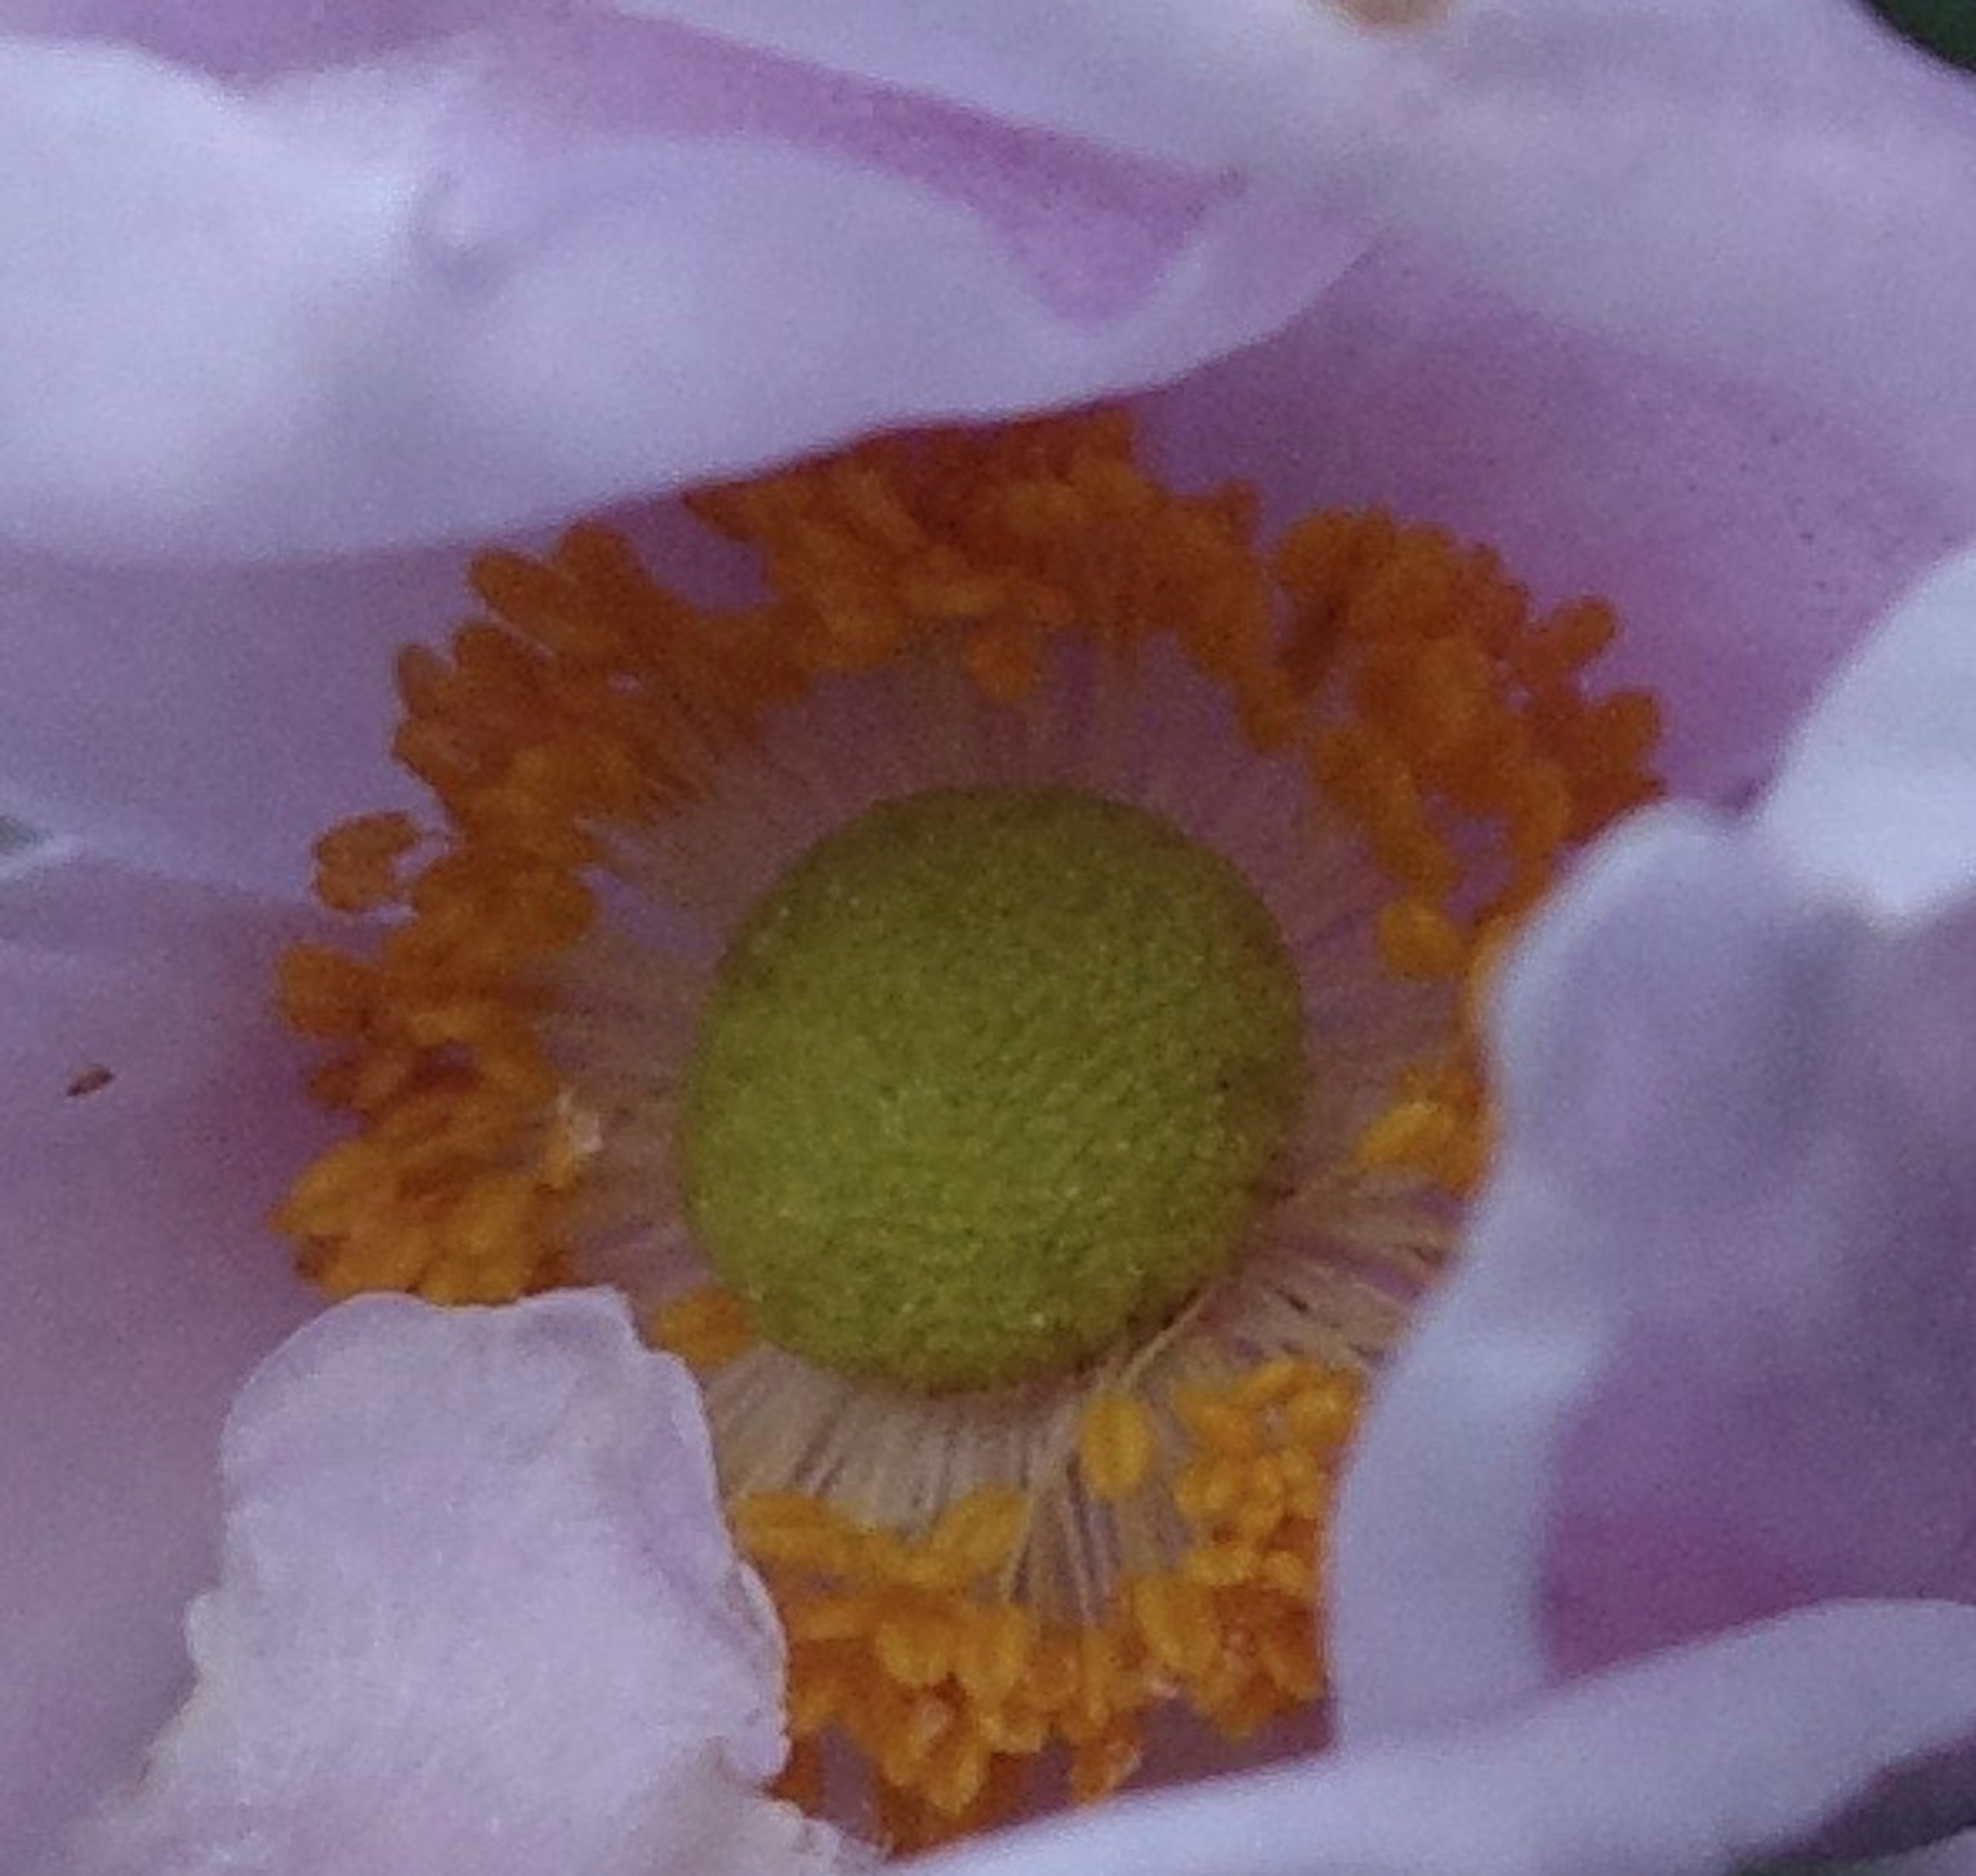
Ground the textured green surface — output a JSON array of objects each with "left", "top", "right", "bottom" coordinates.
[
  {"left": 680, "top": 787, "right": 1305, "bottom": 1393},
  {"left": 1866, "top": 0, "right": 1976, "bottom": 68}
]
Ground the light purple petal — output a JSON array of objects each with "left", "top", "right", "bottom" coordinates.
[
  {"left": 1762, "top": 549, "right": 1976, "bottom": 919},
  {"left": 0, "top": 4, "right": 1385, "bottom": 561},
  {"left": 908, "top": 1603, "right": 1976, "bottom": 1876},
  {"left": 0, "top": 858, "right": 320, "bottom": 1872},
  {"left": 1333, "top": 547, "right": 1976, "bottom": 1849},
  {"left": 1332, "top": 808, "right": 1851, "bottom": 1730},
  {"left": 68, "top": 1290, "right": 867, "bottom": 1876},
  {"left": 0, "top": 545, "right": 439, "bottom": 893},
  {"left": 1373, "top": 0, "right": 1976, "bottom": 508}
]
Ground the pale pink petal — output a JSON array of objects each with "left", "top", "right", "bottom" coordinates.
[
  {"left": 910, "top": 1603, "right": 1976, "bottom": 1876},
  {"left": 0, "top": 858, "right": 320, "bottom": 1872},
  {"left": 1333, "top": 546, "right": 1976, "bottom": 1850},
  {"left": 67, "top": 1291, "right": 867, "bottom": 1876},
  {"left": 1332, "top": 809, "right": 1850, "bottom": 1731},
  {"left": 0, "top": 4, "right": 1383, "bottom": 561},
  {"left": 1761, "top": 550, "right": 1976, "bottom": 919},
  {"left": 1374, "top": 0, "right": 1976, "bottom": 506}
]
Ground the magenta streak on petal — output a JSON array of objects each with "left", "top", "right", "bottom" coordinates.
[{"left": 436, "top": 12, "right": 1236, "bottom": 324}]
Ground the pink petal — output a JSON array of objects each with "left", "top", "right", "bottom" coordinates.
[
  {"left": 1373, "top": 0, "right": 1976, "bottom": 507},
  {"left": 909, "top": 1603, "right": 1976, "bottom": 1876},
  {"left": 0, "top": 858, "right": 320, "bottom": 1872},
  {"left": 68, "top": 1291, "right": 866, "bottom": 1876},
  {"left": 0, "top": 5, "right": 1380, "bottom": 560},
  {"left": 1762, "top": 549, "right": 1976, "bottom": 919},
  {"left": 1333, "top": 547, "right": 1976, "bottom": 1850}
]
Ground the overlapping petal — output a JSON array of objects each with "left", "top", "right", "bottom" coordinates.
[
  {"left": 0, "top": 1, "right": 1390, "bottom": 561},
  {"left": 66, "top": 1290, "right": 866, "bottom": 1876},
  {"left": 1333, "top": 546, "right": 1976, "bottom": 1856},
  {"left": 908, "top": 1602, "right": 1976, "bottom": 1876}
]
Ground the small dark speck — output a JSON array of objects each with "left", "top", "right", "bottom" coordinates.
[{"left": 65, "top": 1065, "right": 115, "bottom": 1099}]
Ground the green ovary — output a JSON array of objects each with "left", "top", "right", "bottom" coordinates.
[{"left": 679, "top": 787, "right": 1306, "bottom": 1394}]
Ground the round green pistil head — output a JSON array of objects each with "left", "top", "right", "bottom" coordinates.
[{"left": 679, "top": 786, "right": 1305, "bottom": 1394}]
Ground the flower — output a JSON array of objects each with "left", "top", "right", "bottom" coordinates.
[
  {"left": 6, "top": 2, "right": 1976, "bottom": 1872},
  {"left": 270, "top": 405, "right": 1662, "bottom": 1843}
]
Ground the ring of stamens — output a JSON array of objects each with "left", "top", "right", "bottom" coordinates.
[{"left": 279, "top": 410, "right": 1659, "bottom": 1849}]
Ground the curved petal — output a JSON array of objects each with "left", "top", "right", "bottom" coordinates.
[
  {"left": 1374, "top": 0, "right": 1976, "bottom": 507},
  {"left": 0, "top": 4, "right": 1386, "bottom": 561},
  {"left": 1333, "top": 549, "right": 1976, "bottom": 1851},
  {"left": 909, "top": 1603, "right": 1976, "bottom": 1876},
  {"left": 1331, "top": 808, "right": 1861, "bottom": 1732},
  {"left": 67, "top": 1291, "right": 865, "bottom": 1876},
  {"left": 0, "top": 857, "right": 320, "bottom": 1873},
  {"left": 1762, "top": 548, "right": 1976, "bottom": 918}
]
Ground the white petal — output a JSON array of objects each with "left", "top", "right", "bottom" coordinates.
[
  {"left": 70, "top": 1291, "right": 870, "bottom": 1876},
  {"left": 1761, "top": 546, "right": 1976, "bottom": 919}
]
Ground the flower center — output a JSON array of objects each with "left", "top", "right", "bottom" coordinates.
[
  {"left": 680, "top": 786, "right": 1305, "bottom": 1393},
  {"left": 277, "top": 410, "right": 1665, "bottom": 1851}
]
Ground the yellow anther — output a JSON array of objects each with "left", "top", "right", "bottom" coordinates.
[
  {"left": 1130, "top": 1574, "right": 1218, "bottom": 1680},
  {"left": 877, "top": 1692, "right": 958, "bottom": 1789},
  {"left": 312, "top": 811, "right": 420, "bottom": 913},
  {"left": 952, "top": 1603, "right": 1036, "bottom": 1705},
  {"left": 1260, "top": 1547, "right": 1315, "bottom": 1599},
  {"left": 1286, "top": 1376, "right": 1361, "bottom": 1452},
  {"left": 1355, "top": 1097, "right": 1459, "bottom": 1174},
  {"left": 1376, "top": 897, "right": 1467, "bottom": 980},
  {"left": 277, "top": 946, "right": 377, "bottom": 1039},
  {"left": 877, "top": 1611, "right": 955, "bottom": 1691},
  {"left": 923, "top": 1730, "right": 993, "bottom": 1818},
  {"left": 1173, "top": 1458, "right": 1246, "bottom": 1529},
  {"left": 1181, "top": 1539, "right": 1264, "bottom": 1590},
  {"left": 648, "top": 1286, "right": 753, "bottom": 1372},
  {"left": 926, "top": 1490, "right": 1029, "bottom": 1580},
  {"left": 1077, "top": 1391, "right": 1157, "bottom": 1502},
  {"left": 1173, "top": 1389, "right": 1262, "bottom": 1459},
  {"left": 1069, "top": 1729, "right": 1142, "bottom": 1805},
  {"left": 1230, "top": 1355, "right": 1315, "bottom": 1411},
  {"left": 731, "top": 1495, "right": 858, "bottom": 1572}
]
